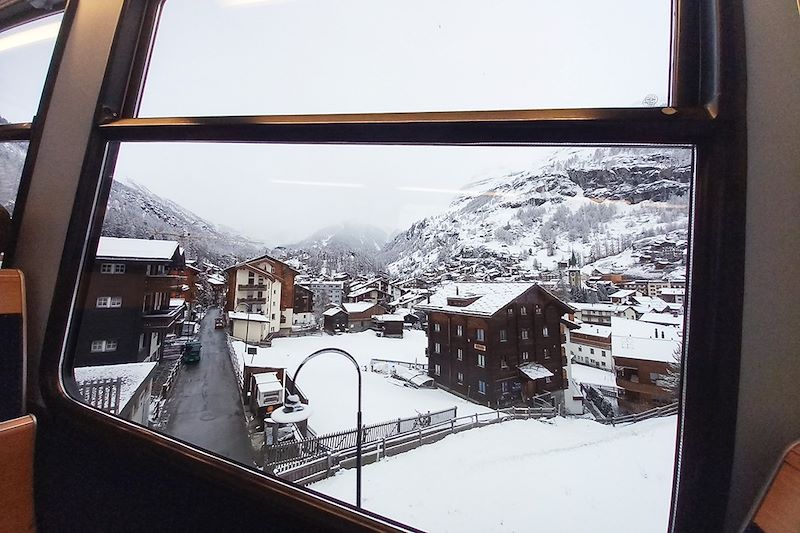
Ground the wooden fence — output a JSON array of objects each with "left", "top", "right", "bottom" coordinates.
[
  {"left": 78, "top": 378, "right": 122, "bottom": 415},
  {"left": 273, "top": 406, "right": 556, "bottom": 485},
  {"left": 264, "top": 406, "right": 458, "bottom": 466},
  {"left": 600, "top": 402, "right": 679, "bottom": 426}
]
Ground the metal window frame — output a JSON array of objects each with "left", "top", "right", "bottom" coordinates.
[{"left": 7, "top": 0, "right": 747, "bottom": 531}]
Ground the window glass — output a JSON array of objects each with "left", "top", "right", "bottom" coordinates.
[
  {"left": 0, "top": 14, "right": 63, "bottom": 123},
  {"left": 0, "top": 140, "right": 28, "bottom": 261},
  {"left": 68, "top": 142, "right": 691, "bottom": 532},
  {"left": 140, "top": 0, "right": 672, "bottom": 117}
]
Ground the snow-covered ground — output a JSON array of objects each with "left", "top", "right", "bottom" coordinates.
[
  {"left": 312, "top": 415, "right": 678, "bottom": 533},
  {"left": 570, "top": 362, "right": 618, "bottom": 389},
  {"left": 233, "top": 330, "right": 493, "bottom": 434}
]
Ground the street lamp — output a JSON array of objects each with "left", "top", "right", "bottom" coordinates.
[{"left": 271, "top": 347, "right": 363, "bottom": 508}]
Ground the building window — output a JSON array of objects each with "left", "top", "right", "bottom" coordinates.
[
  {"left": 590, "top": 348, "right": 595, "bottom": 355},
  {"left": 478, "top": 380, "right": 487, "bottom": 395},
  {"left": 535, "top": 305, "right": 542, "bottom": 314},
  {"left": 457, "top": 348, "right": 463, "bottom": 361},
  {"left": 476, "top": 328, "right": 485, "bottom": 342},
  {"left": 100, "top": 263, "right": 125, "bottom": 274},
  {"left": 543, "top": 327, "right": 549, "bottom": 337},
  {"left": 521, "top": 329, "right": 529, "bottom": 340},
  {"left": 520, "top": 306, "right": 527, "bottom": 316},
  {"left": 545, "top": 376, "right": 552, "bottom": 384},
  {"left": 456, "top": 324, "right": 463, "bottom": 336},
  {"left": 457, "top": 372, "right": 463, "bottom": 384},
  {"left": 434, "top": 323, "right": 441, "bottom": 332},
  {"left": 522, "top": 351, "right": 529, "bottom": 361},
  {"left": 96, "top": 296, "right": 122, "bottom": 308},
  {"left": 90, "top": 340, "right": 117, "bottom": 352},
  {"left": 601, "top": 350, "right": 606, "bottom": 357},
  {"left": 434, "top": 364, "right": 441, "bottom": 376},
  {"left": 507, "top": 308, "right": 513, "bottom": 316},
  {"left": 501, "top": 358, "right": 508, "bottom": 369},
  {"left": 500, "top": 329, "right": 508, "bottom": 342},
  {"left": 544, "top": 348, "right": 550, "bottom": 359},
  {"left": 477, "top": 353, "right": 485, "bottom": 368},
  {"left": 434, "top": 342, "right": 441, "bottom": 354},
  {"left": 578, "top": 346, "right": 583, "bottom": 352}
]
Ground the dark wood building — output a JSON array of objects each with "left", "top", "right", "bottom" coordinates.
[
  {"left": 322, "top": 307, "right": 348, "bottom": 333},
  {"left": 293, "top": 283, "right": 314, "bottom": 314},
  {"left": 418, "top": 283, "right": 573, "bottom": 408},
  {"left": 74, "top": 237, "right": 187, "bottom": 367}
]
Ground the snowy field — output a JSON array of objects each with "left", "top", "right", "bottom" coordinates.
[
  {"left": 313, "top": 415, "right": 678, "bottom": 533},
  {"left": 233, "top": 330, "right": 493, "bottom": 434}
]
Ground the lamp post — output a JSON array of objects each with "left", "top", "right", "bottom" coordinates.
[{"left": 271, "top": 347, "right": 363, "bottom": 508}]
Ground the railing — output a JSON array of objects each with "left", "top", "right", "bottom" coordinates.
[
  {"left": 604, "top": 402, "right": 678, "bottom": 425},
  {"left": 238, "top": 284, "right": 269, "bottom": 290},
  {"left": 78, "top": 378, "right": 122, "bottom": 415},
  {"left": 264, "top": 407, "right": 458, "bottom": 466},
  {"left": 273, "top": 405, "right": 557, "bottom": 485}
]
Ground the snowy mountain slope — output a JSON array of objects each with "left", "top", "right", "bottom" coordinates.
[
  {"left": 380, "top": 147, "right": 691, "bottom": 280},
  {"left": 282, "top": 221, "right": 389, "bottom": 275},
  {"left": 0, "top": 116, "right": 26, "bottom": 214},
  {"left": 102, "top": 178, "right": 263, "bottom": 266}
]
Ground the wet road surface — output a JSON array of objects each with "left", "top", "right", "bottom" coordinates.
[{"left": 163, "top": 308, "right": 254, "bottom": 466}]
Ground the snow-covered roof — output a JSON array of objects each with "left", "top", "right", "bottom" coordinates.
[
  {"left": 630, "top": 296, "right": 669, "bottom": 311},
  {"left": 417, "top": 282, "right": 570, "bottom": 318},
  {"left": 373, "top": 314, "right": 405, "bottom": 322},
  {"left": 74, "top": 362, "right": 157, "bottom": 413},
  {"left": 254, "top": 372, "right": 282, "bottom": 392},
  {"left": 206, "top": 274, "right": 226, "bottom": 286},
  {"left": 610, "top": 289, "right": 636, "bottom": 298},
  {"left": 97, "top": 237, "right": 182, "bottom": 261},
  {"left": 638, "top": 313, "right": 683, "bottom": 327},
  {"left": 228, "top": 311, "right": 269, "bottom": 322},
  {"left": 611, "top": 317, "right": 681, "bottom": 363},
  {"left": 323, "top": 307, "right": 345, "bottom": 317},
  {"left": 571, "top": 303, "right": 633, "bottom": 313},
  {"left": 348, "top": 285, "right": 382, "bottom": 298},
  {"left": 572, "top": 323, "right": 612, "bottom": 338},
  {"left": 342, "top": 302, "right": 380, "bottom": 314},
  {"left": 517, "top": 362, "right": 554, "bottom": 380}
]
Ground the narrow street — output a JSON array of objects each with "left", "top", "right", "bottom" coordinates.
[{"left": 162, "top": 308, "right": 254, "bottom": 466}]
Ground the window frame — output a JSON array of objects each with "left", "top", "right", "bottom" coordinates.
[{"left": 11, "top": 1, "right": 749, "bottom": 532}]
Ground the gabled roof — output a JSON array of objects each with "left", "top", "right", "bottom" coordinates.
[
  {"left": 96, "top": 237, "right": 182, "bottom": 262},
  {"left": 517, "top": 363, "right": 554, "bottom": 380},
  {"left": 226, "top": 252, "right": 299, "bottom": 275},
  {"left": 417, "top": 282, "right": 573, "bottom": 318},
  {"left": 342, "top": 302, "right": 382, "bottom": 314},
  {"left": 74, "top": 362, "right": 157, "bottom": 413},
  {"left": 611, "top": 317, "right": 681, "bottom": 363}
]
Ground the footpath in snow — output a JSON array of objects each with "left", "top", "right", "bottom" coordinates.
[
  {"left": 232, "top": 330, "right": 493, "bottom": 435},
  {"left": 312, "top": 415, "right": 678, "bottom": 533}
]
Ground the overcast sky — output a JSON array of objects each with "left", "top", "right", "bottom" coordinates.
[{"left": 2, "top": 0, "right": 672, "bottom": 245}]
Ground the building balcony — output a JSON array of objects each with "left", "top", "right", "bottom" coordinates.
[
  {"left": 237, "top": 297, "right": 267, "bottom": 305},
  {"left": 615, "top": 377, "right": 668, "bottom": 398},
  {"left": 238, "top": 284, "right": 269, "bottom": 290},
  {"left": 142, "top": 305, "right": 185, "bottom": 330},
  {"left": 144, "top": 274, "right": 187, "bottom": 292}
]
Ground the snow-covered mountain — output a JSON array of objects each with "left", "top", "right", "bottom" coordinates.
[
  {"left": 0, "top": 116, "right": 26, "bottom": 214},
  {"left": 282, "top": 222, "right": 389, "bottom": 275},
  {"left": 102, "top": 177, "right": 263, "bottom": 266},
  {"left": 380, "top": 147, "right": 692, "bottom": 281}
]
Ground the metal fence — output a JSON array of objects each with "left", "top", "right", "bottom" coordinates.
[
  {"left": 273, "top": 405, "right": 557, "bottom": 484},
  {"left": 264, "top": 407, "right": 457, "bottom": 466},
  {"left": 78, "top": 378, "right": 122, "bottom": 415}
]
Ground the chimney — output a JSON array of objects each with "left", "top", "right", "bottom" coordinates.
[{"left": 456, "top": 286, "right": 459, "bottom": 296}]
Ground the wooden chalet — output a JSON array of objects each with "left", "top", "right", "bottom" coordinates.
[{"left": 418, "top": 282, "right": 574, "bottom": 409}]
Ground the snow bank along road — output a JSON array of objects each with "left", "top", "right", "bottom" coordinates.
[
  {"left": 234, "top": 330, "right": 493, "bottom": 435},
  {"left": 312, "top": 415, "right": 678, "bottom": 533}
]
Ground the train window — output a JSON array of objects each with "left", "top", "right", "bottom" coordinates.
[
  {"left": 0, "top": 13, "right": 63, "bottom": 123},
  {"left": 139, "top": 0, "right": 672, "bottom": 117},
  {"left": 0, "top": 140, "right": 27, "bottom": 259},
  {"left": 67, "top": 141, "right": 692, "bottom": 532}
]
